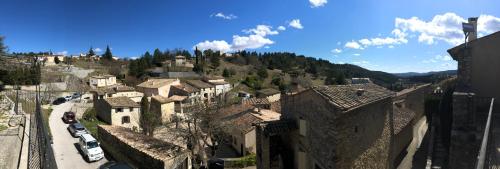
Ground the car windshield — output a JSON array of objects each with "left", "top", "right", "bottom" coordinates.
[{"left": 87, "top": 141, "right": 99, "bottom": 149}]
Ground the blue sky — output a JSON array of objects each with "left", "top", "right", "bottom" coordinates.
[{"left": 1, "top": 0, "right": 499, "bottom": 73}]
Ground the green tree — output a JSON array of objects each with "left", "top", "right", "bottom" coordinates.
[
  {"left": 257, "top": 67, "right": 268, "bottom": 79},
  {"left": 102, "top": 45, "right": 113, "bottom": 60},
  {"left": 140, "top": 96, "right": 160, "bottom": 136},
  {"left": 152, "top": 48, "right": 163, "bottom": 67},
  {"left": 144, "top": 52, "right": 152, "bottom": 68},
  {"left": 87, "top": 46, "right": 95, "bottom": 57},
  {"left": 335, "top": 73, "right": 347, "bottom": 85},
  {"left": 222, "top": 68, "right": 230, "bottom": 77},
  {"left": 54, "top": 56, "right": 60, "bottom": 64},
  {"left": 0, "top": 36, "right": 7, "bottom": 55}
]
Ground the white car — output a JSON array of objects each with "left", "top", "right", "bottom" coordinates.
[
  {"left": 78, "top": 134, "right": 104, "bottom": 162},
  {"left": 64, "top": 95, "right": 72, "bottom": 101}
]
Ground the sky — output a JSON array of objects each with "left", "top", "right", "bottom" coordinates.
[{"left": 1, "top": 0, "right": 499, "bottom": 73}]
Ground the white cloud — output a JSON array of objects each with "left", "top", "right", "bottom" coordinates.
[
  {"left": 56, "top": 51, "right": 68, "bottom": 56},
  {"left": 212, "top": 12, "right": 237, "bottom": 20},
  {"left": 422, "top": 54, "right": 453, "bottom": 63},
  {"left": 353, "top": 53, "right": 361, "bottom": 56},
  {"left": 277, "top": 26, "right": 286, "bottom": 31},
  {"left": 309, "top": 0, "right": 327, "bottom": 8},
  {"left": 289, "top": 19, "right": 304, "bottom": 29},
  {"left": 331, "top": 48, "right": 342, "bottom": 54},
  {"left": 395, "top": 13, "right": 500, "bottom": 45},
  {"left": 194, "top": 24, "right": 279, "bottom": 52},
  {"left": 355, "top": 29, "right": 408, "bottom": 49},
  {"left": 194, "top": 40, "right": 232, "bottom": 53},
  {"left": 94, "top": 48, "right": 102, "bottom": 52},
  {"left": 243, "top": 25, "right": 279, "bottom": 36},
  {"left": 344, "top": 41, "right": 363, "bottom": 49},
  {"left": 231, "top": 34, "right": 274, "bottom": 51},
  {"left": 388, "top": 45, "right": 395, "bottom": 49}
]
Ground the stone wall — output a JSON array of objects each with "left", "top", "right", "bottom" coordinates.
[
  {"left": 97, "top": 125, "right": 191, "bottom": 169},
  {"left": 281, "top": 90, "right": 393, "bottom": 169},
  {"left": 395, "top": 84, "right": 430, "bottom": 119}
]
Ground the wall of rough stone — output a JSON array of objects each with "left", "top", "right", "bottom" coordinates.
[
  {"left": 395, "top": 84, "right": 430, "bottom": 119},
  {"left": 97, "top": 125, "right": 190, "bottom": 169},
  {"left": 281, "top": 90, "right": 393, "bottom": 169}
]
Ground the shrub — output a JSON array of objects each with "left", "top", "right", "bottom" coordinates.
[{"left": 83, "top": 108, "right": 97, "bottom": 121}]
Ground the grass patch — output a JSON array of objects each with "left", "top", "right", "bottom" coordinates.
[
  {"left": 232, "top": 154, "right": 257, "bottom": 168},
  {"left": 79, "top": 108, "right": 105, "bottom": 137},
  {"left": 0, "top": 125, "right": 7, "bottom": 132}
]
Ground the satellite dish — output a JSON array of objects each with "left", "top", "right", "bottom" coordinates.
[{"left": 462, "top": 23, "right": 475, "bottom": 33}]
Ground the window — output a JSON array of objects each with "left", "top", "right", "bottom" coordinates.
[
  {"left": 299, "top": 118, "right": 307, "bottom": 136},
  {"left": 108, "top": 94, "right": 112, "bottom": 97},
  {"left": 117, "top": 108, "right": 123, "bottom": 112},
  {"left": 122, "top": 116, "right": 130, "bottom": 124},
  {"left": 129, "top": 107, "right": 134, "bottom": 112}
]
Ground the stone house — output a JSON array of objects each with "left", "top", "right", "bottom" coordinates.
[
  {"left": 256, "top": 88, "right": 281, "bottom": 103},
  {"left": 447, "top": 18, "right": 500, "bottom": 168},
  {"left": 96, "top": 97, "right": 141, "bottom": 130},
  {"left": 186, "top": 80, "right": 215, "bottom": 102},
  {"left": 202, "top": 76, "right": 232, "bottom": 96},
  {"left": 136, "top": 78, "right": 180, "bottom": 97},
  {"left": 89, "top": 74, "right": 117, "bottom": 88},
  {"left": 91, "top": 85, "right": 143, "bottom": 103},
  {"left": 170, "top": 82, "right": 202, "bottom": 105},
  {"left": 150, "top": 95, "right": 175, "bottom": 124},
  {"left": 223, "top": 107, "right": 280, "bottom": 156},
  {"left": 255, "top": 83, "right": 395, "bottom": 169}
]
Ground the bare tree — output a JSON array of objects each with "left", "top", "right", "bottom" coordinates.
[{"left": 67, "top": 75, "right": 89, "bottom": 101}]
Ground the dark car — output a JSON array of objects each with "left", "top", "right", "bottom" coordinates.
[
  {"left": 98, "top": 161, "right": 133, "bottom": 169},
  {"left": 52, "top": 97, "right": 66, "bottom": 105},
  {"left": 62, "top": 111, "right": 76, "bottom": 124},
  {"left": 67, "top": 123, "right": 88, "bottom": 137}
]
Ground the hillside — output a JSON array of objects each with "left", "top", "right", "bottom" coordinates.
[{"left": 393, "top": 70, "right": 457, "bottom": 77}]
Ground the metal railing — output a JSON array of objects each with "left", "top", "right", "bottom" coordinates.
[
  {"left": 27, "top": 86, "right": 57, "bottom": 169},
  {"left": 475, "top": 98, "right": 495, "bottom": 169}
]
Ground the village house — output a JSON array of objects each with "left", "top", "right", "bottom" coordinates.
[
  {"left": 91, "top": 85, "right": 143, "bottom": 103},
  {"left": 89, "top": 74, "right": 117, "bottom": 88},
  {"left": 185, "top": 80, "right": 215, "bottom": 102},
  {"left": 170, "top": 82, "right": 202, "bottom": 105},
  {"left": 96, "top": 96, "right": 141, "bottom": 130},
  {"left": 202, "top": 76, "right": 232, "bottom": 96},
  {"left": 255, "top": 83, "right": 395, "bottom": 169},
  {"left": 149, "top": 95, "right": 175, "bottom": 124},
  {"left": 136, "top": 78, "right": 180, "bottom": 97},
  {"left": 256, "top": 88, "right": 281, "bottom": 103},
  {"left": 446, "top": 18, "right": 500, "bottom": 168},
  {"left": 224, "top": 107, "right": 280, "bottom": 156}
]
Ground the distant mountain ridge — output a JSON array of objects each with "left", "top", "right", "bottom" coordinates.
[{"left": 393, "top": 70, "right": 457, "bottom": 77}]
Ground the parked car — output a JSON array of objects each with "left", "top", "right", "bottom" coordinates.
[
  {"left": 99, "top": 161, "right": 133, "bottom": 169},
  {"left": 78, "top": 134, "right": 104, "bottom": 162},
  {"left": 68, "top": 123, "right": 89, "bottom": 137},
  {"left": 72, "top": 93, "right": 81, "bottom": 99},
  {"left": 52, "top": 97, "right": 66, "bottom": 105},
  {"left": 62, "top": 111, "right": 76, "bottom": 124},
  {"left": 65, "top": 95, "right": 72, "bottom": 101}
]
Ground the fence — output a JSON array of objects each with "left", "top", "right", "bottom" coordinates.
[
  {"left": 27, "top": 86, "right": 57, "bottom": 169},
  {"left": 475, "top": 98, "right": 499, "bottom": 169}
]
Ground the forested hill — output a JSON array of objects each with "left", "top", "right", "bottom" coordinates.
[{"left": 226, "top": 51, "right": 399, "bottom": 86}]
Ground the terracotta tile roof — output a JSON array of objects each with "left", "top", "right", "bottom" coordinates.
[
  {"left": 203, "top": 76, "right": 224, "bottom": 81},
  {"left": 104, "top": 96, "right": 140, "bottom": 108},
  {"left": 91, "top": 85, "right": 135, "bottom": 95},
  {"left": 255, "top": 120, "right": 296, "bottom": 136},
  {"left": 91, "top": 74, "right": 114, "bottom": 79},
  {"left": 186, "top": 80, "right": 213, "bottom": 89},
  {"left": 169, "top": 95, "right": 187, "bottom": 101},
  {"left": 207, "top": 81, "right": 230, "bottom": 85},
  {"left": 98, "top": 125, "right": 186, "bottom": 159},
  {"left": 224, "top": 107, "right": 280, "bottom": 133},
  {"left": 257, "top": 88, "right": 280, "bottom": 97},
  {"left": 227, "top": 112, "right": 263, "bottom": 133},
  {"left": 242, "top": 98, "right": 270, "bottom": 106},
  {"left": 393, "top": 105, "right": 415, "bottom": 134},
  {"left": 151, "top": 95, "right": 173, "bottom": 104},
  {"left": 312, "top": 83, "right": 394, "bottom": 111},
  {"left": 172, "top": 83, "right": 199, "bottom": 93},
  {"left": 137, "top": 79, "right": 178, "bottom": 88}
]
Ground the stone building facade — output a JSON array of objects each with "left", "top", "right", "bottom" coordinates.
[
  {"left": 256, "top": 83, "right": 395, "bottom": 169},
  {"left": 447, "top": 19, "right": 500, "bottom": 168},
  {"left": 97, "top": 125, "right": 191, "bottom": 169},
  {"left": 96, "top": 97, "right": 141, "bottom": 130}
]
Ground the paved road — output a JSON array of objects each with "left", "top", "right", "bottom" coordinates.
[
  {"left": 49, "top": 101, "right": 108, "bottom": 169},
  {"left": 397, "top": 116, "right": 429, "bottom": 169}
]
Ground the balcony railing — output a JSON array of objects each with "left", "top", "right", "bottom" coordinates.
[{"left": 475, "top": 98, "right": 495, "bottom": 169}]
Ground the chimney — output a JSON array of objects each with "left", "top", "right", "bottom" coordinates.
[{"left": 468, "top": 17, "right": 478, "bottom": 41}]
